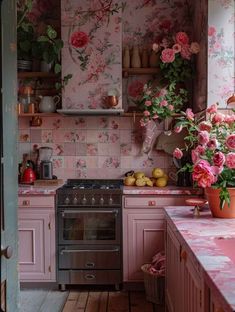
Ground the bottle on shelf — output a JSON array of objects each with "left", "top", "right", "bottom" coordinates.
[
  {"left": 123, "top": 46, "right": 130, "bottom": 68},
  {"left": 131, "top": 46, "right": 141, "bottom": 68},
  {"left": 141, "top": 48, "right": 149, "bottom": 68}
]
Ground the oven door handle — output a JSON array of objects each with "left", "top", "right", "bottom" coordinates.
[
  {"left": 60, "top": 210, "right": 118, "bottom": 217},
  {"left": 60, "top": 248, "right": 119, "bottom": 255}
]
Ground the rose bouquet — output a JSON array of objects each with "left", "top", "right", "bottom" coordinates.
[
  {"left": 173, "top": 104, "right": 235, "bottom": 208},
  {"left": 152, "top": 31, "right": 200, "bottom": 84},
  {"left": 134, "top": 81, "right": 188, "bottom": 126}
]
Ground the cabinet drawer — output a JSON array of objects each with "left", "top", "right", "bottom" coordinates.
[
  {"left": 124, "top": 196, "right": 188, "bottom": 208},
  {"left": 18, "top": 196, "right": 54, "bottom": 208}
]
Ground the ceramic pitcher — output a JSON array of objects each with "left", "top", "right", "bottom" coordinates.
[{"left": 39, "top": 95, "right": 60, "bottom": 113}]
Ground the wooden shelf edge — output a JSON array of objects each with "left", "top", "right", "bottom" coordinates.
[
  {"left": 18, "top": 72, "right": 59, "bottom": 79},
  {"left": 122, "top": 67, "right": 160, "bottom": 77},
  {"left": 18, "top": 113, "right": 59, "bottom": 117}
]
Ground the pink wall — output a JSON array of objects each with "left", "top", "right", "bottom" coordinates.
[{"left": 18, "top": 116, "right": 174, "bottom": 180}]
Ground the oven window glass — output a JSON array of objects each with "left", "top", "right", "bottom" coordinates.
[{"left": 62, "top": 212, "right": 116, "bottom": 241}]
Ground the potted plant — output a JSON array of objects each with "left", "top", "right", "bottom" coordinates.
[{"left": 173, "top": 104, "right": 235, "bottom": 218}]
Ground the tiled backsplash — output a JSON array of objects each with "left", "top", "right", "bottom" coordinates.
[{"left": 18, "top": 116, "right": 174, "bottom": 180}]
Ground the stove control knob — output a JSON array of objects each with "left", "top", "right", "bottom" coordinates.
[
  {"left": 100, "top": 196, "right": 104, "bottom": 205},
  {"left": 109, "top": 196, "right": 113, "bottom": 205},
  {"left": 91, "top": 197, "right": 95, "bottom": 205},
  {"left": 64, "top": 197, "right": 70, "bottom": 205},
  {"left": 73, "top": 197, "right": 78, "bottom": 205},
  {"left": 82, "top": 196, "right": 87, "bottom": 205}
]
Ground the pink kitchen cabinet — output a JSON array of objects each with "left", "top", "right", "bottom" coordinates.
[
  {"left": 166, "top": 221, "right": 204, "bottom": 312},
  {"left": 123, "top": 195, "right": 190, "bottom": 282},
  {"left": 18, "top": 195, "right": 56, "bottom": 282}
]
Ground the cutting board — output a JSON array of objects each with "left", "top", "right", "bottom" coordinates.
[{"left": 34, "top": 179, "right": 63, "bottom": 186}]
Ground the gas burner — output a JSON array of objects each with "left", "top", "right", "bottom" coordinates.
[{"left": 62, "top": 179, "right": 123, "bottom": 190}]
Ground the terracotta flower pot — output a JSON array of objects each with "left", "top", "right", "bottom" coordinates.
[{"left": 205, "top": 187, "right": 235, "bottom": 218}]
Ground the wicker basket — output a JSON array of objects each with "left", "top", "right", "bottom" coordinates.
[{"left": 141, "top": 264, "right": 165, "bottom": 305}]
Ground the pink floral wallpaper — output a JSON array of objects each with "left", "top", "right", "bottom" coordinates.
[
  {"left": 61, "top": 0, "right": 123, "bottom": 110},
  {"left": 208, "top": 0, "right": 235, "bottom": 106},
  {"left": 18, "top": 116, "right": 174, "bottom": 179}
]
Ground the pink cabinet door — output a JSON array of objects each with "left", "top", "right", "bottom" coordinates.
[
  {"left": 123, "top": 209, "right": 164, "bottom": 281},
  {"left": 18, "top": 208, "right": 54, "bottom": 281}
]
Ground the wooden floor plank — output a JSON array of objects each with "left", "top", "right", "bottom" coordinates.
[
  {"left": 130, "top": 291, "right": 154, "bottom": 312},
  {"left": 75, "top": 291, "right": 89, "bottom": 311},
  {"left": 85, "top": 291, "right": 108, "bottom": 312},
  {"left": 107, "top": 291, "right": 129, "bottom": 312}
]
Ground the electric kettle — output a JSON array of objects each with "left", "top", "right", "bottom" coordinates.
[{"left": 21, "top": 167, "right": 36, "bottom": 184}]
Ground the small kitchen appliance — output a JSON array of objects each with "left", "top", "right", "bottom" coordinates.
[
  {"left": 38, "top": 147, "right": 53, "bottom": 179},
  {"left": 56, "top": 179, "right": 123, "bottom": 291}
]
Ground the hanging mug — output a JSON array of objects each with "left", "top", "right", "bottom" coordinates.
[{"left": 39, "top": 95, "right": 60, "bottom": 113}]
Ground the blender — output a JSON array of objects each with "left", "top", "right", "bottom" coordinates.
[{"left": 38, "top": 147, "right": 53, "bottom": 179}]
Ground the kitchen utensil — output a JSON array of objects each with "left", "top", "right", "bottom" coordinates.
[
  {"left": 105, "top": 96, "right": 119, "bottom": 108},
  {"left": 38, "top": 147, "right": 53, "bottom": 179},
  {"left": 39, "top": 95, "right": 60, "bottom": 113},
  {"left": 38, "top": 147, "right": 53, "bottom": 161}
]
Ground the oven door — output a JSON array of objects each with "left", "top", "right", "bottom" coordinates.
[{"left": 58, "top": 208, "right": 121, "bottom": 245}]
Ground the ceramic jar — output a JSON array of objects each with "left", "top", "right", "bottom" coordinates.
[{"left": 39, "top": 95, "right": 60, "bottom": 113}]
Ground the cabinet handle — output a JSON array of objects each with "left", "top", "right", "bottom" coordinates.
[
  {"left": 180, "top": 250, "right": 187, "bottom": 262},
  {"left": 85, "top": 274, "right": 95, "bottom": 280},
  {"left": 22, "top": 200, "right": 30, "bottom": 206},
  {"left": 148, "top": 200, "right": 156, "bottom": 206}
]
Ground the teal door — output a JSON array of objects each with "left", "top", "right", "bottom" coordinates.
[{"left": 0, "top": 0, "right": 19, "bottom": 311}]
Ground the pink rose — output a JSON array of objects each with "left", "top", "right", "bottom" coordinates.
[
  {"left": 225, "top": 153, "right": 235, "bottom": 169},
  {"left": 152, "top": 114, "right": 159, "bottom": 120},
  {"left": 161, "top": 48, "right": 175, "bottom": 63},
  {"left": 226, "top": 134, "right": 235, "bottom": 151},
  {"left": 212, "top": 113, "right": 224, "bottom": 125},
  {"left": 152, "top": 43, "right": 160, "bottom": 52},
  {"left": 213, "top": 152, "right": 225, "bottom": 167},
  {"left": 198, "top": 131, "right": 210, "bottom": 145},
  {"left": 144, "top": 110, "right": 150, "bottom": 117},
  {"left": 145, "top": 100, "right": 152, "bottom": 107},
  {"left": 174, "top": 124, "right": 183, "bottom": 133},
  {"left": 224, "top": 115, "right": 235, "bottom": 125},
  {"left": 172, "top": 44, "right": 181, "bottom": 53},
  {"left": 158, "top": 88, "right": 167, "bottom": 97},
  {"left": 208, "top": 26, "right": 216, "bottom": 36},
  {"left": 207, "top": 103, "right": 218, "bottom": 114},
  {"left": 191, "top": 145, "right": 205, "bottom": 163},
  {"left": 192, "top": 160, "right": 217, "bottom": 188},
  {"left": 186, "top": 108, "right": 194, "bottom": 121},
  {"left": 173, "top": 148, "right": 183, "bottom": 159},
  {"left": 175, "top": 32, "right": 189, "bottom": 45},
  {"left": 128, "top": 80, "right": 144, "bottom": 98},
  {"left": 190, "top": 42, "right": 200, "bottom": 54},
  {"left": 207, "top": 138, "right": 218, "bottom": 150},
  {"left": 198, "top": 121, "right": 212, "bottom": 132},
  {"left": 160, "top": 100, "right": 168, "bottom": 107},
  {"left": 180, "top": 44, "right": 191, "bottom": 60},
  {"left": 168, "top": 104, "right": 174, "bottom": 111},
  {"left": 70, "top": 31, "right": 89, "bottom": 48}
]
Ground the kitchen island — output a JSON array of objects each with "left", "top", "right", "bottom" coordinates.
[{"left": 165, "top": 206, "right": 235, "bottom": 312}]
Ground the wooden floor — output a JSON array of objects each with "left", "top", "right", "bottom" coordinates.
[{"left": 62, "top": 291, "right": 164, "bottom": 312}]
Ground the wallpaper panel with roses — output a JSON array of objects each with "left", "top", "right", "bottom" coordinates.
[{"left": 208, "top": 0, "right": 235, "bottom": 106}]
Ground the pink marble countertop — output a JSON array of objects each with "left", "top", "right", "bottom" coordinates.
[
  {"left": 165, "top": 206, "right": 235, "bottom": 311},
  {"left": 18, "top": 183, "right": 64, "bottom": 195},
  {"left": 123, "top": 185, "right": 203, "bottom": 195}
]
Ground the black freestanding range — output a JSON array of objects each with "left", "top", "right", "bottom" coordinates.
[{"left": 56, "top": 179, "right": 123, "bottom": 290}]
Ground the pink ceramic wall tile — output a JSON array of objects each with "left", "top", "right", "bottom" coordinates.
[
  {"left": 98, "top": 117, "right": 109, "bottom": 129},
  {"left": 76, "top": 169, "right": 87, "bottom": 178},
  {"left": 64, "top": 142, "right": 76, "bottom": 156},
  {"left": 119, "top": 117, "right": 133, "bottom": 129},
  {"left": 76, "top": 143, "right": 87, "bottom": 156},
  {"left": 64, "top": 156, "right": 77, "bottom": 169},
  {"left": 18, "top": 130, "right": 30, "bottom": 143},
  {"left": 53, "top": 144, "right": 64, "bottom": 156},
  {"left": 97, "top": 131, "right": 109, "bottom": 143},
  {"left": 86, "top": 169, "right": 101, "bottom": 179},
  {"left": 40, "top": 117, "right": 62, "bottom": 129},
  {"left": 108, "top": 131, "right": 120, "bottom": 143},
  {"left": 120, "top": 143, "right": 132, "bottom": 156},
  {"left": 86, "top": 143, "right": 98, "bottom": 156},
  {"left": 86, "top": 130, "right": 100, "bottom": 143},
  {"left": 41, "top": 130, "right": 53, "bottom": 143},
  {"left": 98, "top": 156, "right": 120, "bottom": 169},
  {"left": 86, "top": 156, "right": 99, "bottom": 168},
  {"left": 75, "top": 157, "right": 87, "bottom": 169},
  {"left": 120, "top": 156, "right": 134, "bottom": 169},
  {"left": 98, "top": 143, "right": 109, "bottom": 156},
  {"left": 19, "top": 117, "right": 30, "bottom": 129},
  {"left": 86, "top": 117, "right": 99, "bottom": 129},
  {"left": 52, "top": 156, "right": 64, "bottom": 169},
  {"left": 30, "top": 129, "right": 42, "bottom": 143},
  {"left": 109, "top": 117, "right": 120, "bottom": 130},
  {"left": 108, "top": 143, "right": 120, "bottom": 156},
  {"left": 52, "top": 129, "right": 65, "bottom": 143},
  {"left": 64, "top": 130, "right": 86, "bottom": 142},
  {"left": 120, "top": 130, "right": 132, "bottom": 143},
  {"left": 18, "top": 143, "right": 31, "bottom": 160}
]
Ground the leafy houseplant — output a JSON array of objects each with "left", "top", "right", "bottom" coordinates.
[
  {"left": 173, "top": 104, "right": 235, "bottom": 210},
  {"left": 134, "top": 81, "right": 188, "bottom": 126}
]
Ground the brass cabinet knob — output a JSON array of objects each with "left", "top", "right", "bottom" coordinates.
[{"left": 1, "top": 246, "right": 13, "bottom": 259}]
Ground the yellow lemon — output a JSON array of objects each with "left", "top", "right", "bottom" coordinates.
[
  {"left": 152, "top": 168, "right": 164, "bottom": 178},
  {"left": 135, "top": 178, "right": 146, "bottom": 187},
  {"left": 156, "top": 177, "right": 168, "bottom": 187},
  {"left": 134, "top": 172, "right": 145, "bottom": 179},
  {"left": 162, "top": 173, "right": 169, "bottom": 180},
  {"left": 146, "top": 180, "right": 154, "bottom": 187},
  {"left": 124, "top": 176, "right": 136, "bottom": 186}
]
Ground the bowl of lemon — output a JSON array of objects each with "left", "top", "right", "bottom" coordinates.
[{"left": 124, "top": 168, "right": 168, "bottom": 187}]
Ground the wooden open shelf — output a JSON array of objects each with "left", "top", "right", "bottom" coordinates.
[
  {"left": 18, "top": 112, "right": 58, "bottom": 117},
  {"left": 122, "top": 67, "right": 160, "bottom": 77},
  {"left": 18, "top": 72, "right": 59, "bottom": 79}
]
